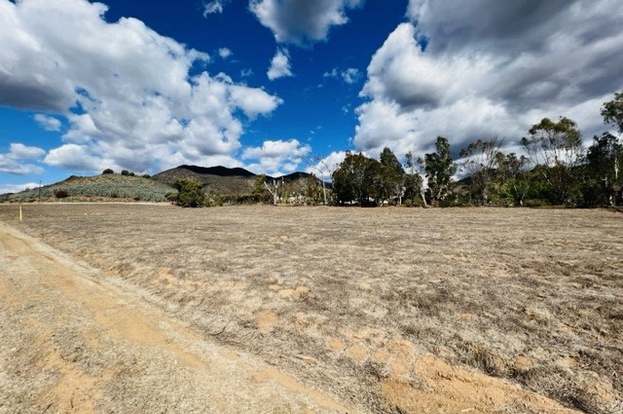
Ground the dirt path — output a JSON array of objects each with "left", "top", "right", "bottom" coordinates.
[{"left": 0, "top": 222, "right": 359, "bottom": 414}]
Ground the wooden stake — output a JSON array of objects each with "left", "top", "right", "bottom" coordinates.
[{"left": 19, "top": 204, "right": 23, "bottom": 222}]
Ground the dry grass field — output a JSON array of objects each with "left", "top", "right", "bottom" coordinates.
[{"left": 1, "top": 204, "right": 621, "bottom": 413}]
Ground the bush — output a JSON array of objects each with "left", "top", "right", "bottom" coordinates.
[
  {"left": 53, "top": 189, "right": 69, "bottom": 199},
  {"left": 142, "top": 174, "right": 151, "bottom": 179},
  {"left": 121, "top": 170, "right": 130, "bottom": 176},
  {"left": 102, "top": 168, "right": 114, "bottom": 175},
  {"left": 174, "top": 179, "right": 205, "bottom": 208}
]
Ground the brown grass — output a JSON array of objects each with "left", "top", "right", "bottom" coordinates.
[{"left": 1, "top": 204, "right": 621, "bottom": 413}]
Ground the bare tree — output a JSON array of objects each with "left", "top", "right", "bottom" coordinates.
[
  {"left": 405, "top": 151, "right": 428, "bottom": 207},
  {"left": 263, "top": 178, "right": 283, "bottom": 206},
  {"left": 311, "top": 156, "right": 340, "bottom": 205}
]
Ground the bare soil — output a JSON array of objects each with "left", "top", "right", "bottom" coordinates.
[
  {"left": 1, "top": 204, "right": 621, "bottom": 413},
  {"left": 0, "top": 222, "right": 355, "bottom": 413}
]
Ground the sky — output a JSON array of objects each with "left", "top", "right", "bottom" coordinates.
[{"left": 1, "top": 0, "right": 622, "bottom": 193}]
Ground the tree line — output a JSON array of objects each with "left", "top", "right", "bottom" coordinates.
[{"left": 331, "top": 92, "right": 623, "bottom": 208}]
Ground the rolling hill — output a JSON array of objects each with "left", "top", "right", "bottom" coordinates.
[
  {"left": 0, "top": 174, "right": 175, "bottom": 202},
  {"left": 1, "top": 165, "right": 325, "bottom": 202},
  {"left": 153, "top": 165, "right": 322, "bottom": 198}
]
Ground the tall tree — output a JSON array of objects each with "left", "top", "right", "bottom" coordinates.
[
  {"left": 601, "top": 91, "right": 623, "bottom": 133},
  {"left": 424, "top": 137, "right": 457, "bottom": 204},
  {"left": 379, "top": 147, "right": 405, "bottom": 205},
  {"left": 586, "top": 133, "right": 622, "bottom": 206},
  {"left": 253, "top": 175, "right": 271, "bottom": 204},
  {"left": 494, "top": 152, "right": 530, "bottom": 207},
  {"left": 332, "top": 152, "right": 382, "bottom": 205},
  {"left": 601, "top": 92, "right": 623, "bottom": 201},
  {"left": 520, "top": 117, "right": 583, "bottom": 204},
  {"left": 460, "top": 138, "right": 502, "bottom": 205},
  {"left": 404, "top": 151, "right": 427, "bottom": 207}
]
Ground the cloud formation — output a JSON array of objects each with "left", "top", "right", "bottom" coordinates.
[
  {"left": 267, "top": 48, "right": 293, "bottom": 80},
  {"left": 0, "top": 143, "right": 46, "bottom": 175},
  {"left": 34, "top": 114, "right": 62, "bottom": 132},
  {"left": 203, "top": 0, "right": 225, "bottom": 16},
  {"left": 249, "top": 0, "right": 363, "bottom": 46},
  {"left": 324, "top": 67, "right": 360, "bottom": 84},
  {"left": 355, "top": 0, "right": 623, "bottom": 157},
  {"left": 306, "top": 150, "right": 346, "bottom": 179},
  {"left": 218, "top": 47, "right": 232, "bottom": 59},
  {"left": 243, "top": 139, "right": 311, "bottom": 175},
  {"left": 0, "top": 0, "right": 282, "bottom": 174}
]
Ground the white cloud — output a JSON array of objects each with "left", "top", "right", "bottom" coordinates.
[
  {"left": 44, "top": 143, "right": 106, "bottom": 172},
  {"left": 243, "top": 139, "right": 311, "bottom": 175},
  {"left": 249, "top": 0, "right": 364, "bottom": 46},
  {"left": 34, "top": 114, "right": 61, "bottom": 131},
  {"left": 0, "top": 142, "right": 45, "bottom": 175},
  {"left": 203, "top": 0, "right": 225, "bottom": 16},
  {"left": 0, "top": 0, "right": 282, "bottom": 174},
  {"left": 267, "top": 48, "right": 293, "bottom": 80},
  {"left": 323, "top": 68, "right": 338, "bottom": 78},
  {"left": 306, "top": 151, "right": 346, "bottom": 179},
  {"left": 8, "top": 143, "right": 46, "bottom": 160},
  {"left": 324, "top": 67, "right": 361, "bottom": 84},
  {"left": 341, "top": 68, "right": 360, "bottom": 84},
  {"left": 0, "top": 182, "right": 40, "bottom": 195},
  {"left": 355, "top": 1, "right": 623, "bottom": 157},
  {"left": 218, "top": 47, "right": 232, "bottom": 59}
]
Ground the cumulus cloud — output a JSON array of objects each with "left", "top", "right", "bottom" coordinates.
[
  {"left": 250, "top": 0, "right": 364, "bottom": 46},
  {"left": 8, "top": 143, "right": 46, "bottom": 160},
  {"left": 306, "top": 150, "right": 346, "bottom": 179},
  {"left": 267, "top": 48, "right": 293, "bottom": 80},
  {"left": 203, "top": 0, "right": 225, "bottom": 16},
  {"left": 0, "top": 142, "right": 46, "bottom": 175},
  {"left": 0, "top": 0, "right": 282, "bottom": 174},
  {"left": 355, "top": 0, "right": 623, "bottom": 157},
  {"left": 218, "top": 47, "right": 232, "bottom": 59},
  {"left": 242, "top": 139, "right": 311, "bottom": 175},
  {"left": 34, "top": 114, "right": 62, "bottom": 131}
]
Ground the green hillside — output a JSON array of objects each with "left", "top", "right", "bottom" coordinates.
[{"left": 1, "top": 174, "right": 175, "bottom": 202}]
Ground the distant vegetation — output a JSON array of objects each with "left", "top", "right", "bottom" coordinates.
[
  {"left": 172, "top": 179, "right": 205, "bottom": 208},
  {"left": 331, "top": 92, "right": 623, "bottom": 208}
]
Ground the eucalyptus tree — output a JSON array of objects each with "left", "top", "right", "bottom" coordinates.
[
  {"left": 459, "top": 138, "right": 503, "bottom": 205},
  {"left": 424, "top": 137, "right": 457, "bottom": 204},
  {"left": 520, "top": 117, "right": 583, "bottom": 204}
]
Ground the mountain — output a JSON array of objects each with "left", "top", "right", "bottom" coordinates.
[
  {"left": 0, "top": 174, "right": 175, "bottom": 202},
  {"left": 1, "top": 165, "right": 324, "bottom": 203},
  {"left": 153, "top": 165, "right": 321, "bottom": 197}
]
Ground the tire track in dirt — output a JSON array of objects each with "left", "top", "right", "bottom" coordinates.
[{"left": 0, "top": 222, "right": 358, "bottom": 414}]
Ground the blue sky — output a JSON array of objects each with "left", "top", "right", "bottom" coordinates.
[{"left": 1, "top": 0, "right": 622, "bottom": 193}]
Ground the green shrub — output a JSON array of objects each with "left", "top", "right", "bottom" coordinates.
[
  {"left": 142, "top": 174, "right": 151, "bottom": 179},
  {"left": 121, "top": 170, "right": 130, "bottom": 176},
  {"left": 53, "top": 189, "right": 69, "bottom": 199},
  {"left": 102, "top": 168, "right": 114, "bottom": 175},
  {"left": 174, "top": 179, "right": 205, "bottom": 208}
]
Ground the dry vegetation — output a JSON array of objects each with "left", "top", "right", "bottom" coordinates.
[{"left": 0, "top": 204, "right": 621, "bottom": 413}]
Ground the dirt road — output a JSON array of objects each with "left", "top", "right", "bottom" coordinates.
[{"left": 0, "top": 222, "right": 358, "bottom": 414}]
